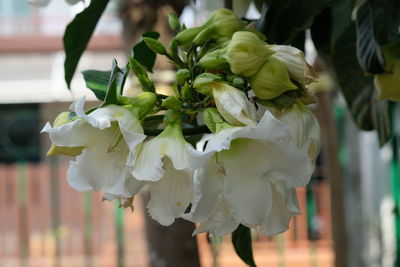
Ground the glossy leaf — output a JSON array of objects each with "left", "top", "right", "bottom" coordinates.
[
  {"left": 64, "top": 0, "right": 110, "bottom": 88},
  {"left": 232, "top": 225, "right": 257, "bottom": 267},
  {"left": 103, "top": 59, "right": 124, "bottom": 106},
  {"left": 132, "top": 32, "right": 160, "bottom": 72},
  {"left": 355, "top": 3, "right": 385, "bottom": 74},
  {"left": 82, "top": 70, "right": 111, "bottom": 101}
]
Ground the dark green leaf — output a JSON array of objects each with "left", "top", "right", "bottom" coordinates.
[
  {"left": 64, "top": 0, "right": 110, "bottom": 88},
  {"left": 132, "top": 32, "right": 160, "bottom": 72},
  {"left": 103, "top": 59, "right": 124, "bottom": 106},
  {"left": 256, "top": 0, "right": 332, "bottom": 44},
  {"left": 330, "top": 0, "right": 391, "bottom": 144},
  {"left": 82, "top": 70, "right": 111, "bottom": 101},
  {"left": 232, "top": 225, "right": 256, "bottom": 267},
  {"left": 355, "top": 3, "right": 385, "bottom": 74},
  {"left": 369, "top": 0, "right": 400, "bottom": 46}
]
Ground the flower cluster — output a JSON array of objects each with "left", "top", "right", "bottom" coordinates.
[{"left": 42, "top": 8, "right": 320, "bottom": 237}]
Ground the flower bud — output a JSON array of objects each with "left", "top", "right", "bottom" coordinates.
[
  {"left": 250, "top": 57, "right": 297, "bottom": 100},
  {"left": 228, "top": 75, "right": 246, "bottom": 88},
  {"left": 193, "top": 73, "right": 223, "bottom": 95},
  {"left": 175, "top": 69, "right": 190, "bottom": 85},
  {"left": 161, "top": 96, "right": 182, "bottom": 112},
  {"left": 168, "top": 13, "right": 181, "bottom": 32},
  {"left": 198, "top": 48, "right": 229, "bottom": 70},
  {"left": 143, "top": 37, "right": 167, "bottom": 55},
  {"left": 130, "top": 92, "right": 157, "bottom": 118},
  {"left": 211, "top": 82, "right": 257, "bottom": 126},
  {"left": 193, "top": 26, "right": 216, "bottom": 46},
  {"left": 226, "top": 31, "right": 275, "bottom": 76},
  {"left": 174, "top": 27, "right": 202, "bottom": 47},
  {"left": 374, "top": 60, "right": 400, "bottom": 102},
  {"left": 270, "top": 45, "right": 318, "bottom": 85},
  {"left": 181, "top": 82, "right": 193, "bottom": 101},
  {"left": 204, "top": 8, "right": 245, "bottom": 39}
]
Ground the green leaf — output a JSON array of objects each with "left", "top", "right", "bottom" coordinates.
[
  {"left": 369, "top": 0, "right": 400, "bottom": 46},
  {"left": 63, "top": 0, "right": 110, "bottom": 88},
  {"left": 103, "top": 59, "right": 124, "bottom": 106},
  {"left": 132, "top": 32, "right": 160, "bottom": 72},
  {"left": 331, "top": 0, "right": 392, "bottom": 145},
  {"left": 256, "top": 0, "right": 332, "bottom": 44},
  {"left": 232, "top": 225, "right": 257, "bottom": 267},
  {"left": 82, "top": 70, "right": 111, "bottom": 101},
  {"left": 355, "top": 3, "right": 385, "bottom": 74},
  {"left": 129, "top": 56, "right": 156, "bottom": 93}
]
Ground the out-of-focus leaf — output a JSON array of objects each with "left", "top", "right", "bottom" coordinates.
[
  {"left": 369, "top": 0, "right": 400, "bottom": 46},
  {"left": 232, "top": 225, "right": 256, "bottom": 267},
  {"left": 256, "top": 0, "right": 332, "bottom": 44},
  {"left": 355, "top": 3, "right": 385, "bottom": 74},
  {"left": 129, "top": 56, "right": 156, "bottom": 93},
  {"left": 82, "top": 70, "right": 111, "bottom": 101},
  {"left": 132, "top": 32, "right": 160, "bottom": 72},
  {"left": 331, "top": 0, "right": 391, "bottom": 145},
  {"left": 64, "top": 0, "right": 110, "bottom": 88}
]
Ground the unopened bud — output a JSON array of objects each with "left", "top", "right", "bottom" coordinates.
[
  {"left": 168, "top": 13, "right": 181, "bottom": 32},
  {"left": 181, "top": 82, "right": 193, "bottom": 101},
  {"left": 175, "top": 69, "right": 190, "bottom": 85},
  {"left": 130, "top": 92, "right": 157, "bottom": 118},
  {"left": 175, "top": 27, "right": 202, "bottom": 47},
  {"left": 198, "top": 48, "right": 229, "bottom": 70},
  {"left": 250, "top": 57, "right": 297, "bottom": 100},
  {"left": 161, "top": 96, "right": 182, "bottom": 112},
  {"left": 193, "top": 73, "right": 222, "bottom": 95}
]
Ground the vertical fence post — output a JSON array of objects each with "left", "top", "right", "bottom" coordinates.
[
  {"left": 49, "top": 156, "right": 61, "bottom": 266},
  {"left": 17, "top": 161, "right": 29, "bottom": 267},
  {"left": 83, "top": 192, "right": 93, "bottom": 267},
  {"left": 114, "top": 202, "right": 124, "bottom": 267}
]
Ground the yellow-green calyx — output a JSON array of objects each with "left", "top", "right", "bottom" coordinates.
[
  {"left": 203, "top": 108, "right": 233, "bottom": 134},
  {"left": 226, "top": 31, "right": 275, "bottom": 76},
  {"left": 250, "top": 57, "right": 297, "bottom": 100},
  {"left": 374, "top": 60, "right": 400, "bottom": 102}
]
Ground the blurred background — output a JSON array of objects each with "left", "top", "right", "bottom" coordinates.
[{"left": 0, "top": 0, "right": 398, "bottom": 266}]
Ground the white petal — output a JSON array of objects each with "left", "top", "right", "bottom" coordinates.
[
  {"left": 132, "top": 134, "right": 191, "bottom": 182},
  {"left": 193, "top": 198, "right": 239, "bottom": 237},
  {"left": 259, "top": 183, "right": 299, "bottom": 235},
  {"left": 67, "top": 126, "right": 130, "bottom": 191},
  {"left": 103, "top": 168, "right": 145, "bottom": 201},
  {"left": 147, "top": 159, "right": 193, "bottom": 226},
  {"left": 212, "top": 83, "right": 257, "bottom": 126},
  {"left": 70, "top": 97, "right": 111, "bottom": 129}
]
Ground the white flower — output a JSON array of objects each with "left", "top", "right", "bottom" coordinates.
[
  {"left": 271, "top": 45, "right": 318, "bottom": 85},
  {"left": 41, "top": 97, "right": 146, "bottom": 201},
  {"left": 131, "top": 114, "right": 196, "bottom": 226},
  {"left": 211, "top": 82, "right": 257, "bottom": 126},
  {"left": 27, "top": 0, "right": 81, "bottom": 6},
  {"left": 185, "top": 110, "right": 313, "bottom": 236}
]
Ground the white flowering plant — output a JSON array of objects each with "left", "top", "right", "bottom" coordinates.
[{"left": 41, "top": 8, "right": 321, "bottom": 266}]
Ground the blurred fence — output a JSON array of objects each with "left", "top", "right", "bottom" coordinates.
[{"left": 0, "top": 158, "right": 333, "bottom": 267}]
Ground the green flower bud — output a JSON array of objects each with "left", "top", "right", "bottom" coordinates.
[
  {"left": 130, "top": 92, "right": 157, "bottom": 118},
  {"left": 374, "top": 60, "right": 400, "bottom": 102},
  {"left": 175, "top": 69, "right": 190, "bottom": 85},
  {"left": 229, "top": 76, "right": 246, "bottom": 88},
  {"left": 163, "top": 109, "right": 181, "bottom": 125},
  {"left": 203, "top": 108, "right": 233, "bottom": 134},
  {"left": 174, "top": 27, "right": 202, "bottom": 47},
  {"left": 250, "top": 57, "right": 297, "bottom": 100},
  {"left": 193, "top": 26, "right": 216, "bottom": 45},
  {"left": 198, "top": 48, "right": 229, "bottom": 70},
  {"left": 161, "top": 96, "right": 182, "bottom": 112},
  {"left": 181, "top": 82, "right": 193, "bottom": 101},
  {"left": 226, "top": 31, "right": 275, "bottom": 76},
  {"left": 143, "top": 37, "right": 166, "bottom": 55},
  {"left": 193, "top": 73, "right": 223, "bottom": 95},
  {"left": 204, "top": 8, "right": 246, "bottom": 39},
  {"left": 168, "top": 13, "right": 181, "bottom": 32}
]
